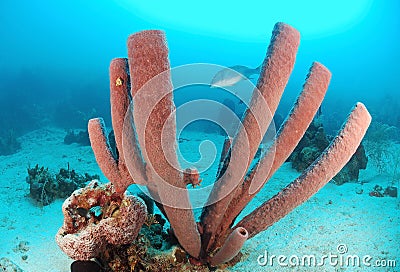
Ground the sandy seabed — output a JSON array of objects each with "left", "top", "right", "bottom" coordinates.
[{"left": 0, "top": 127, "right": 398, "bottom": 272}]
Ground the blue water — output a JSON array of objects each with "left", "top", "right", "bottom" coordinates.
[{"left": 1, "top": 1, "right": 399, "bottom": 136}]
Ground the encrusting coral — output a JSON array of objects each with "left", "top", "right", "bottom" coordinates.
[
  {"left": 56, "top": 180, "right": 147, "bottom": 260},
  {"left": 57, "top": 22, "right": 372, "bottom": 269}
]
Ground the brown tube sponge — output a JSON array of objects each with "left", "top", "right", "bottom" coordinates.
[
  {"left": 77, "top": 21, "right": 373, "bottom": 266},
  {"left": 215, "top": 137, "right": 232, "bottom": 180},
  {"left": 201, "top": 22, "right": 300, "bottom": 253},
  {"left": 88, "top": 118, "right": 121, "bottom": 186},
  {"left": 109, "top": 58, "right": 130, "bottom": 159},
  {"left": 127, "top": 30, "right": 201, "bottom": 258},
  {"left": 209, "top": 227, "right": 248, "bottom": 266},
  {"left": 214, "top": 62, "right": 331, "bottom": 245},
  {"left": 88, "top": 58, "right": 147, "bottom": 194},
  {"left": 235, "top": 102, "right": 371, "bottom": 238}
]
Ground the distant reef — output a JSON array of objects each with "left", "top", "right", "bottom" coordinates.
[
  {"left": 0, "top": 129, "right": 21, "bottom": 156},
  {"left": 63, "top": 129, "right": 91, "bottom": 146},
  {"left": 26, "top": 164, "right": 99, "bottom": 206},
  {"left": 289, "top": 118, "right": 368, "bottom": 185}
]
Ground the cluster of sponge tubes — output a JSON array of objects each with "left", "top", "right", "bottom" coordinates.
[{"left": 56, "top": 22, "right": 371, "bottom": 266}]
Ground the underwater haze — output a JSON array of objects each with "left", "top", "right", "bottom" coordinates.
[
  {"left": 1, "top": 0, "right": 399, "bottom": 134},
  {"left": 0, "top": 1, "right": 399, "bottom": 271}
]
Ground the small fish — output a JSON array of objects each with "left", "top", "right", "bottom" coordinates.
[{"left": 210, "top": 65, "right": 261, "bottom": 88}]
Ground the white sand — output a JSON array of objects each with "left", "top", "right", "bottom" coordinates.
[{"left": 0, "top": 127, "right": 398, "bottom": 272}]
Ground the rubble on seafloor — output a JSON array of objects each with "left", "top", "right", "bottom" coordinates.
[
  {"left": 96, "top": 213, "right": 242, "bottom": 272},
  {"left": 0, "top": 257, "right": 24, "bottom": 272}
]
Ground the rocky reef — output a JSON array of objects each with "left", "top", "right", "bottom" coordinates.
[
  {"left": 26, "top": 164, "right": 99, "bottom": 205},
  {"left": 64, "top": 129, "right": 91, "bottom": 146},
  {"left": 289, "top": 119, "right": 368, "bottom": 185}
]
